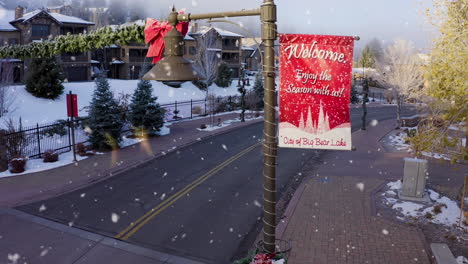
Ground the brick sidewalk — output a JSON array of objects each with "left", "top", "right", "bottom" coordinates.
[
  {"left": 0, "top": 112, "right": 262, "bottom": 207},
  {"left": 278, "top": 120, "right": 433, "bottom": 264}
]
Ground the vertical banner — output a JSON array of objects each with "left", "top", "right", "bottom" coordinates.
[
  {"left": 66, "top": 93, "right": 78, "bottom": 117},
  {"left": 279, "top": 34, "right": 355, "bottom": 150}
]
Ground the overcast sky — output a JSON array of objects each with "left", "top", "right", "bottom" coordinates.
[{"left": 140, "top": 0, "right": 435, "bottom": 53}]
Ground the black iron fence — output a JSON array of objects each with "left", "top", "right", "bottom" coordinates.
[{"left": 2, "top": 95, "right": 246, "bottom": 160}]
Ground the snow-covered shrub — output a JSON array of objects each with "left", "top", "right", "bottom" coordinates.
[
  {"left": 129, "top": 79, "right": 165, "bottom": 135},
  {"left": 25, "top": 57, "right": 65, "bottom": 99},
  {"left": 215, "top": 62, "right": 232, "bottom": 87},
  {"left": 43, "top": 149, "right": 59, "bottom": 163},
  {"left": 88, "top": 76, "right": 124, "bottom": 151},
  {"left": 192, "top": 106, "right": 203, "bottom": 115},
  {"left": 9, "top": 157, "right": 27, "bottom": 173},
  {"left": 4, "top": 118, "right": 29, "bottom": 160},
  {"left": 41, "top": 120, "right": 68, "bottom": 137}
]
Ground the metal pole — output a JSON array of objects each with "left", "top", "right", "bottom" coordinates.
[
  {"left": 36, "top": 123, "right": 41, "bottom": 157},
  {"left": 69, "top": 91, "right": 77, "bottom": 162},
  {"left": 361, "top": 78, "right": 368, "bottom": 130},
  {"left": 459, "top": 176, "right": 467, "bottom": 227},
  {"left": 261, "top": 0, "right": 278, "bottom": 253}
]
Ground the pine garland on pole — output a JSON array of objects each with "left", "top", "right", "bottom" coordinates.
[
  {"left": 129, "top": 79, "right": 165, "bottom": 137},
  {"left": 25, "top": 57, "right": 65, "bottom": 99},
  {"left": 88, "top": 76, "right": 124, "bottom": 151},
  {"left": 215, "top": 62, "right": 232, "bottom": 88}
]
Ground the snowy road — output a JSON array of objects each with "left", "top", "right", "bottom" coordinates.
[{"left": 18, "top": 106, "right": 416, "bottom": 263}]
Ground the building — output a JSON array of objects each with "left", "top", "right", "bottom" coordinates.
[
  {"left": 0, "top": 6, "right": 95, "bottom": 82},
  {"left": 241, "top": 37, "right": 263, "bottom": 72},
  {"left": 189, "top": 25, "right": 243, "bottom": 78}
]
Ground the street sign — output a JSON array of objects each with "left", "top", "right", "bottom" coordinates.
[
  {"left": 66, "top": 93, "right": 78, "bottom": 117},
  {"left": 279, "top": 34, "right": 355, "bottom": 150}
]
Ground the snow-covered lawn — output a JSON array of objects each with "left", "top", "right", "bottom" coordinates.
[
  {"left": 0, "top": 151, "right": 88, "bottom": 179},
  {"left": 383, "top": 180, "right": 466, "bottom": 227},
  {"left": 0, "top": 125, "right": 171, "bottom": 178},
  {"left": 2, "top": 79, "right": 245, "bottom": 128}
]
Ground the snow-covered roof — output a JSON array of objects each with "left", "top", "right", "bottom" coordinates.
[
  {"left": 195, "top": 26, "right": 243, "bottom": 38},
  {"left": 184, "top": 34, "right": 194, "bottom": 41},
  {"left": 105, "top": 44, "right": 120, "bottom": 48},
  {"left": 12, "top": 10, "right": 94, "bottom": 25},
  {"left": 111, "top": 60, "right": 125, "bottom": 64},
  {"left": 0, "top": 58, "right": 22, "bottom": 62},
  {"left": 90, "top": 60, "right": 100, "bottom": 64},
  {"left": 207, "top": 48, "right": 222, "bottom": 52},
  {"left": 0, "top": 9, "right": 19, "bottom": 31},
  {"left": 242, "top": 37, "right": 262, "bottom": 48}
]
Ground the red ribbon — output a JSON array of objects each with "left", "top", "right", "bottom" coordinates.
[{"left": 144, "top": 12, "right": 189, "bottom": 64}]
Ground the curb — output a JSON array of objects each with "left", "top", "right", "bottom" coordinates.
[
  {"left": 0, "top": 208, "right": 209, "bottom": 264},
  {"left": 8, "top": 118, "right": 264, "bottom": 207}
]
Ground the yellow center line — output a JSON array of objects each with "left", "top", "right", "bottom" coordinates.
[{"left": 115, "top": 142, "right": 260, "bottom": 240}]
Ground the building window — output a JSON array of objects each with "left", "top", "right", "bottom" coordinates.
[
  {"left": 32, "top": 24, "right": 50, "bottom": 37},
  {"left": 189, "top": 46, "right": 196, "bottom": 55}
]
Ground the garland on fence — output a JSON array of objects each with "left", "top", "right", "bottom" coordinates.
[{"left": 0, "top": 24, "right": 145, "bottom": 59}]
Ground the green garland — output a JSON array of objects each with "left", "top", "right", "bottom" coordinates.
[{"left": 0, "top": 24, "right": 146, "bottom": 59}]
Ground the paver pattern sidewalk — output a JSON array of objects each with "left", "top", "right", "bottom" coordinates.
[{"left": 279, "top": 120, "right": 433, "bottom": 264}]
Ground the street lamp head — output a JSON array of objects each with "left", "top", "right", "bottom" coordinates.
[{"left": 142, "top": 11, "right": 205, "bottom": 83}]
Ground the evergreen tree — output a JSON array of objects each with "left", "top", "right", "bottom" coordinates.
[
  {"left": 358, "top": 45, "right": 376, "bottom": 69},
  {"left": 129, "top": 79, "right": 165, "bottom": 136},
  {"left": 215, "top": 63, "right": 232, "bottom": 88},
  {"left": 25, "top": 57, "right": 65, "bottom": 99},
  {"left": 88, "top": 76, "right": 123, "bottom": 151},
  {"left": 253, "top": 73, "right": 264, "bottom": 108}
]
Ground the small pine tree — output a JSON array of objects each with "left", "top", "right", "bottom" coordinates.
[
  {"left": 215, "top": 63, "right": 232, "bottom": 87},
  {"left": 88, "top": 76, "right": 123, "bottom": 151},
  {"left": 25, "top": 57, "right": 65, "bottom": 99},
  {"left": 253, "top": 73, "right": 264, "bottom": 108},
  {"left": 129, "top": 79, "right": 165, "bottom": 136}
]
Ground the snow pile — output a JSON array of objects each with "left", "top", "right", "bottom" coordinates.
[
  {"left": 0, "top": 152, "right": 87, "bottom": 178},
  {"left": 197, "top": 116, "right": 262, "bottom": 132},
  {"left": 388, "top": 133, "right": 411, "bottom": 151},
  {"left": 384, "top": 180, "right": 465, "bottom": 227},
  {"left": 421, "top": 151, "right": 451, "bottom": 161},
  {"left": 457, "top": 256, "right": 468, "bottom": 264},
  {"left": 119, "top": 136, "right": 145, "bottom": 148}
]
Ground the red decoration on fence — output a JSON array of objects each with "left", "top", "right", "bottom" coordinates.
[
  {"left": 279, "top": 34, "right": 355, "bottom": 150},
  {"left": 66, "top": 93, "right": 78, "bottom": 117},
  {"left": 144, "top": 11, "right": 189, "bottom": 64}
]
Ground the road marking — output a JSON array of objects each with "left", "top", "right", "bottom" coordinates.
[{"left": 115, "top": 142, "right": 260, "bottom": 240}]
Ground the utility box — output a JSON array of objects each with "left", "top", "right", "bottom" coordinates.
[{"left": 399, "top": 158, "right": 429, "bottom": 201}]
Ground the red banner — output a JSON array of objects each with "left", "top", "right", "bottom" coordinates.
[
  {"left": 279, "top": 34, "right": 355, "bottom": 150},
  {"left": 66, "top": 93, "right": 78, "bottom": 117}
]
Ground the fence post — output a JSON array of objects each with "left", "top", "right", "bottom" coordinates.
[
  {"left": 190, "top": 99, "right": 193, "bottom": 119},
  {"left": 204, "top": 98, "right": 207, "bottom": 116},
  {"left": 36, "top": 123, "right": 41, "bottom": 157},
  {"left": 67, "top": 118, "right": 72, "bottom": 152},
  {"left": 0, "top": 130, "right": 7, "bottom": 172},
  {"left": 174, "top": 100, "right": 178, "bottom": 119}
]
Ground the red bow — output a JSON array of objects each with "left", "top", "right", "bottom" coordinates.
[{"left": 144, "top": 12, "right": 189, "bottom": 64}]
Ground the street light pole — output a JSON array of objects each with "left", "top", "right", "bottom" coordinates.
[{"left": 149, "top": 1, "right": 278, "bottom": 253}]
